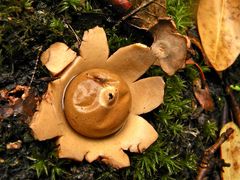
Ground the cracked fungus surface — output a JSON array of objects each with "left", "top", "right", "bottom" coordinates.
[{"left": 30, "top": 26, "right": 165, "bottom": 168}]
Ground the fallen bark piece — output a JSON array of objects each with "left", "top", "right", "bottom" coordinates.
[
  {"left": 197, "top": 0, "right": 240, "bottom": 71},
  {"left": 220, "top": 122, "right": 240, "bottom": 180}
]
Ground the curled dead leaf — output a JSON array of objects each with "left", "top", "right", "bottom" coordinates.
[
  {"left": 220, "top": 122, "right": 240, "bottom": 180},
  {"left": 197, "top": 0, "right": 240, "bottom": 71},
  {"left": 0, "top": 85, "right": 37, "bottom": 121},
  {"left": 121, "top": 1, "right": 188, "bottom": 75},
  {"left": 150, "top": 18, "right": 189, "bottom": 75},
  {"left": 193, "top": 78, "right": 214, "bottom": 111},
  {"left": 128, "top": 0, "right": 166, "bottom": 30}
]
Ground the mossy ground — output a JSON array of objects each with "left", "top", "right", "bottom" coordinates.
[{"left": 0, "top": 0, "right": 239, "bottom": 179}]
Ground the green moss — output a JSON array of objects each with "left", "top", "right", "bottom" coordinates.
[
  {"left": 202, "top": 120, "right": 218, "bottom": 142},
  {"left": 105, "top": 28, "right": 133, "bottom": 53},
  {"left": 58, "top": 0, "right": 85, "bottom": 13},
  {"left": 167, "top": 0, "right": 196, "bottom": 34}
]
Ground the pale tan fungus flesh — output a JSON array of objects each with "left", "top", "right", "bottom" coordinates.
[
  {"left": 41, "top": 42, "right": 77, "bottom": 76},
  {"left": 79, "top": 27, "right": 109, "bottom": 70},
  {"left": 57, "top": 113, "right": 158, "bottom": 168},
  {"left": 150, "top": 19, "right": 188, "bottom": 75},
  {"left": 106, "top": 43, "right": 156, "bottom": 83},
  {"left": 31, "top": 56, "right": 83, "bottom": 140},
  {"left": 31, "top": 26, "right": 163, "bottom": 168},
  {"left": 64, "top": 68, "right": 132, "bottom": 138},
  {"left": 130, "top": 77, "right": 165, "bottom": 114},
  {"left": 220, "top": 122, "right": 240, "bottom": 180}
]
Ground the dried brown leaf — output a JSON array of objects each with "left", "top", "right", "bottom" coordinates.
[
  {"left": 0, "top": 86, "right": 37, "bottom": 121},
  {"left": 150, "top": 18, "right": 189, "bottom": 75},
  {"left": 128, "top": 0, "right": 166, "bottom": 30},
  {"left": 193, "top": 78, "right": 214, "bottom": 111},
  {"left": 197, "top": 0, "right": 240, "bottom": 71}
]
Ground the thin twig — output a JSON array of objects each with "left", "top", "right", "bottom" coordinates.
[
  {"left": 114, "top": 0, "right": 155, "bottom": 27},
  {"left": 66, "top": 22, "right": 81, "bottom": 47},
  {"left": 196, "top": 128, "right": 234, "bottom": 180},
  {"left": 29, "top": 46, "right": 42, "bottom": 87}
]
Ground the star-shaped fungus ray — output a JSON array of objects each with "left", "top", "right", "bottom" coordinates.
[
  {"left": 79, "top": 27, "right": 109, "bottom": 71},
  {"left": 106, "top": 43, "right": 156, "bottom": 83},
  {"left": 41, "top": 42, "right": 77, "bottom": 76},
  {"left": 57, "top": 114, "right": 158, "bottom": 169},
  {"left": 130, "top": 77, "right": 165, "bottom": 115}
]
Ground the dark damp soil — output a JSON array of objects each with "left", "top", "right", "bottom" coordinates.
[{"left": 0, "top": 1, "right": 240, "bottom": 180}]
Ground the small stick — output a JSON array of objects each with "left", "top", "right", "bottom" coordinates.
[
  {"left": 29, "top": 46, "right": 42, "bottom": 87},
  {"left": 114, "top": 0, "right": 156, "bottom": 27},
  {"left": 196, "top": 128, "right": 234, "bottom": 180}
]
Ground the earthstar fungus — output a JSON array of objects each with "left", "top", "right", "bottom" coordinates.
[{"left": 30, "top": 26, "right": 165, "bottom": 168}]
